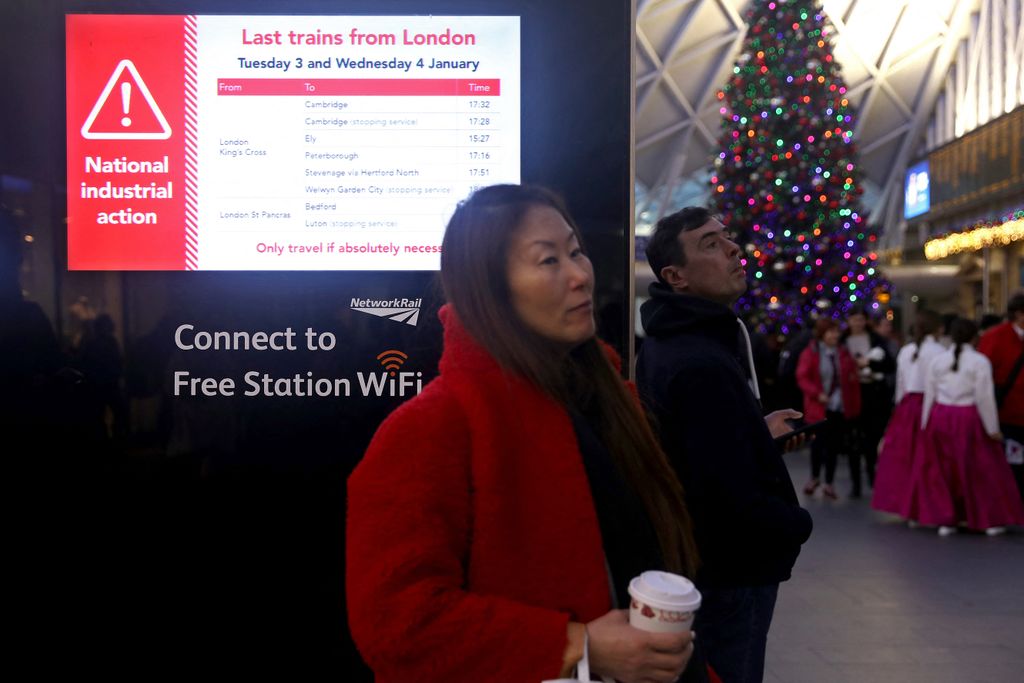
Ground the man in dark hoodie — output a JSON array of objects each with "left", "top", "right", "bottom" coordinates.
[{"left": 636, "top": 206, "right": 813, "bottom": 683}]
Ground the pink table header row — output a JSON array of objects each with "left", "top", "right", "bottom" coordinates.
[{"left": 217, "top": 78, "right": 501, "bottom": 96}]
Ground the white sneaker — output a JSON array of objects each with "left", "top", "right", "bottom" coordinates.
[
  {"left": 938, "top": 526, "right": 957, "bottom": 536},
  {"left": 985, "top": 526, "right": 1007, "bottom": 536}
]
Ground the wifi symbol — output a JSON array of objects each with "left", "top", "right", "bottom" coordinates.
[{"left": 376, "top": 349, "right": 408, "bottom": 376}]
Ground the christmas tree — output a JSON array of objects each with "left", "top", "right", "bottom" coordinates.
[{"left": 711, "top": 0, "right": 887, "bottom": 332}]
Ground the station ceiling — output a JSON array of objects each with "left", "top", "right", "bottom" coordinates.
[{"left": 635, "top": 0, "right": 980, "bottom": 232}]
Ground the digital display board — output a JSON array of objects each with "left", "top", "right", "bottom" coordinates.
[
  {"left": 66, "top": 14, "right": 521, "bottom": 270},
  {"left": 927, "top": 107, "right": 1024, "bottom": 218},
  {"left": 903, "top": 159, "right": 930, "bottom": 219},
  {"left": 13, "top": 2, "right": 634, "bottom": 675}
]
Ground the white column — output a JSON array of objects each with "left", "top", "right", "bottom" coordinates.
[{"left": 991, "top": 0, "right": 1004, "bottom": 118}]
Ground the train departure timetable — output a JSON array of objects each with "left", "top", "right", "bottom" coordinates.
[{"left": 67, "top": 14, "right": 520, "bottom": 270}]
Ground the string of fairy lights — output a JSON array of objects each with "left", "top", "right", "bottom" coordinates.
[{"left": 924, "top": 209, "right": 1024, "bottom": 260}]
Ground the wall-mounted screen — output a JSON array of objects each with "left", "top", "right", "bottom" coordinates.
[
  {"left": 66, "top": 14, "right": 521, "bottom": 270},
  {"left": 11, "top": 2, "right": 631, "bottom": 675},
  {"left": 903, "top": 160, "right": 930, "bottom": 219}
]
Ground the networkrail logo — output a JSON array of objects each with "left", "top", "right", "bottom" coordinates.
[{"left": 350, "top": 297, "right": 422, "bottom": 326}]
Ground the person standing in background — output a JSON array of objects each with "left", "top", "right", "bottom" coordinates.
[
  {"left": 938, "top": 312, "right": 958, "bottom": 350},
  {"left": 77, "top": 313, "right": 126, "bottom": 440},
  {"left": 979, "top": 313, "right": 1004, "bottom": 335},
  {"left": 873, "top": 316, "right": 902, "bottom": 369},
  {"left": 777, "top": 322, "right": 814, "bottom": 413},
  {"left": 916, "top": 318, "right": 1024, "bottom": 535},
  {"left": 872, "top": 310, "right": 944, "bottom": 520},
  {"left": 978, "top": 293, "right": 1024, "bottom": 501},
  {"left": 797, "top": 318, "right": 862, "bottom": 499},
  {"left": 842, "top": 307, "right": 896, "bottom": 498}
]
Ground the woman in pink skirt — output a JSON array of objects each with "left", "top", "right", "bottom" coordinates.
[
  {"left": 915, "top": 318, "right": 1024, "bottom": 535},
  {"left": 871, "top": 310, "right": 944, "bottom": 517}
]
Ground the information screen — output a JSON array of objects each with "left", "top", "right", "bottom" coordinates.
[
  {"left": 66, "top": 14, "right": 521, "bottom": 270},
  {"left": 903, "top": 160, "right": 930, "bottom": 219}
]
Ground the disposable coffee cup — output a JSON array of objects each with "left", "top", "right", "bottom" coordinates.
[{"left": 628, "top": 570, "right": 701, "bottom": 633}]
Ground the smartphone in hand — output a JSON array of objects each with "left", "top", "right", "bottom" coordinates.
[{"left": 773, "top": 418, "right": 827, "bottom": 446}]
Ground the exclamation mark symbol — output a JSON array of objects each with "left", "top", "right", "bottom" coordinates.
[{"left": 120, "top": 82, "right": 132, "bottom": 127}]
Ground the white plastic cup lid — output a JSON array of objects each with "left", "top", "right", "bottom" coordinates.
[{"left": 628, "top": 571, "right": 701, "bottom": 612}]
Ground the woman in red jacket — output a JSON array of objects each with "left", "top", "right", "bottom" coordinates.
[
  {"left": 346, "top": 185, "right": 704, "bottom": 683},
  {"left": 797, "top": 318, "right": 862, "bottom": 499}
]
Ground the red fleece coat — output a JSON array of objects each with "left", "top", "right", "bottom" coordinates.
[
  {"left": 346, "top": 306, "right": 611, "bottom": 682},
  {"left": 978, "top": 321, "right": 1024, "bottom": 426},
  {"left": 796, "top": 342, "right": 862, "bottom": 422}
]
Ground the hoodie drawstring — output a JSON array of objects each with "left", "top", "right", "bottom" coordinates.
[{"left": 737, "top": 320, "right": 762, "bottom": 405}]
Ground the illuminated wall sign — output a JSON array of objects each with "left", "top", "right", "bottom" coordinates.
[
  {"left": 904, "top": 160, "right": 930, "bottom": 219},
  {"left": 66, "top": 14, "right": 521, "bottom": 271}
]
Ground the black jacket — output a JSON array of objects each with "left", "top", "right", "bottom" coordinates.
[
  {"left": 840, "top": 328, "right": 897, "bottom": 401},
  {"left": 637, "top": 285, "right": 813, "bottom": 588}
]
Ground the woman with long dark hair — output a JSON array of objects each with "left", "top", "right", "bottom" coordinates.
[
  {"left": 914, "top": 318, "right": 1024, "bottom": 535},
  {"left": 346, "top": 185, "right": 704, "bottom": 682},
  {"left": 871, "top": 309, "right": 944, "bottom": 518}
]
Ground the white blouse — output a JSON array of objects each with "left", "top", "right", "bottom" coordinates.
[
  {"left": 921, "top": 345, "right": 1000, "bottom": 435},
  {"left": 895, "top": 336, "right": 945, "bottom": 402}
]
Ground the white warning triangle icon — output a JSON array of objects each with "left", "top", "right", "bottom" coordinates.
[{"left": 81, "top": 59, "right": 172, "bottom": 140}]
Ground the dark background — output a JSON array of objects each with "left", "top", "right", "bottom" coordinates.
[{"left": 1, "top": 0, "right": 633, "bottom": 676}]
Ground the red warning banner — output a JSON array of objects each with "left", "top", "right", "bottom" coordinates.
[{"left": 67, "top": 15, "right": 187, "bottom": 270}]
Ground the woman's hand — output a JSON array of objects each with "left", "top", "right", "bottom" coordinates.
[
  {"left": 989, "top": 431, "right": 1004, "bottom": 442},
  {"left": 818, "top": 392, "right": 829, "bottom": 404},
  {"left": 586, "top": 610, "right": 693, "bottom": 683}
]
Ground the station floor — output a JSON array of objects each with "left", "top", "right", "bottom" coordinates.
[{"left": 766, "top": 450, "right": 1024, "bottom": 682}]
